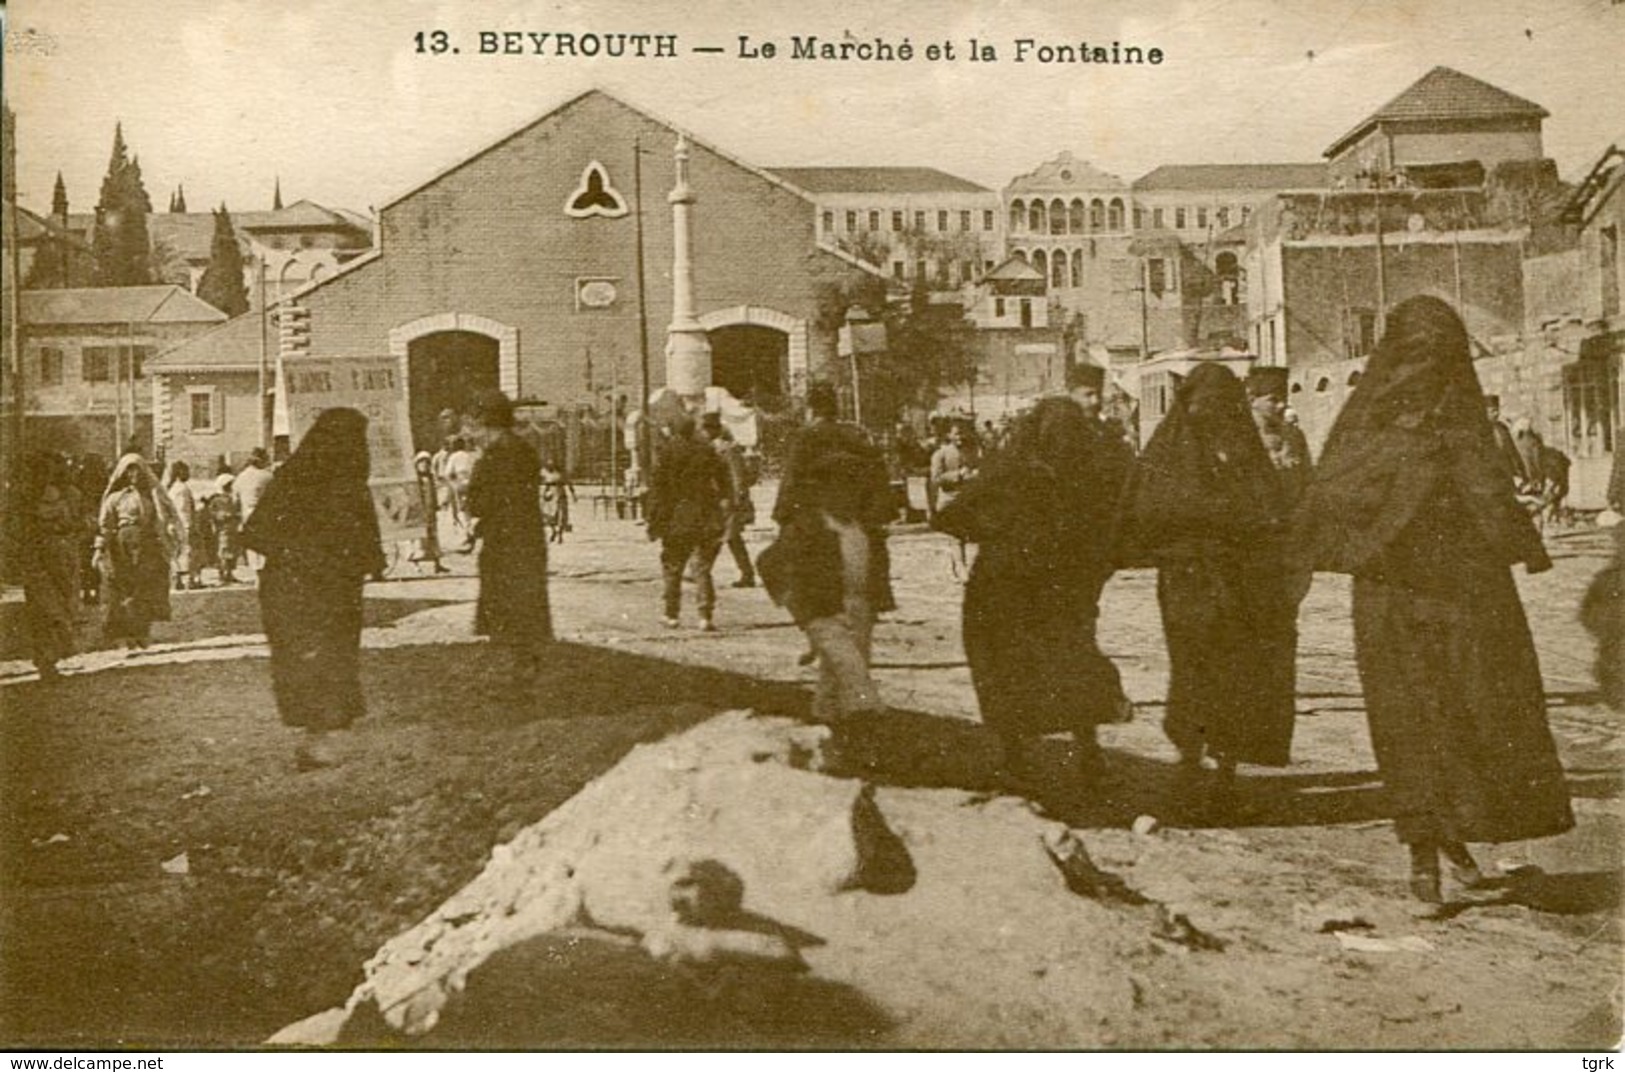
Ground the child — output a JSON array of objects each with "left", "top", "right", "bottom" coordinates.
[{"left": 540, "top": 458, "right": 577, "bottom": 544}]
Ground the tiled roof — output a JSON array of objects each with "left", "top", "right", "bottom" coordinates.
[
  {"left": 147, "top": 310, "right": 263, "bottom": 370},
  {"left": 62, "top": 201, "right": 371, "bottom": 263},
  {"left": 1326, "top": 67, "right": 1548, "bottom": 158},
  {"left": 768, "top": 167, "right": 991, "bottom": 194},
  {"left": 20, "top": 285, "right": 227, "bottom": 326},
  {"left": 13, "top": 204, "right": 90, "bottom": 248},
  {"left": 984, "top": 257, "right": 1045, "bottom": 281},
  {"left": 1133, "top": 164, "right": 1328, "bottom": 192}
]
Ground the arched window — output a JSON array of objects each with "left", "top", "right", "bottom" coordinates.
[
  {"left": 1051, "top": 253, "right": 1066, "bottom": 288},
  {"left": 1070, "top": 250, "right": 1084, "bottom": 287},
  {"left": 1108, "top": 198, "right": 1125, "bottom": 232},
  {"left": 1315, "top": 376, "right": 1331, "bottom": 393},
  {"left": 1012, "top": 248, "right": 1028, "bottom": 264},
  {"left": 1347, "top": 370, "right": 1362, "bottom": 386},
  {"left": 1029, "top": 201, "right": 1047, "bottom": 234},
  {"left": 1009, "top": 200, "right": 1025, "bottom": 233},
  {"left": 1069, "top": 199, "right": 1086, "bottom": 233},
  {"left": 1050, "top": 198, "right": 1067, "bottom": 235},
  {"left": 1032, "top": 249, "right": 1049, "bottom": 282},
  {"left": 1089, "top": 198, "right": 1105, "bottom": 230}
]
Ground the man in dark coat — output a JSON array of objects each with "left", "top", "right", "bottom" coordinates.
[
  {"left": 465, "top": 389, "right": 554, "bottom": 687},
  {"left": 648, "top": 414, "right": 730, "bottom": 631},
  {"left": 702, "top": 412, "right": 757, "bottom": 588},
  {"left": 1485, "top": 395, "right": 1528, "bottom": 486}
]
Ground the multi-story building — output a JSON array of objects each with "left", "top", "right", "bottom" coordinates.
[
  {"left": 17, "top": 284, "right": 227, "bottom": 458},
  {"left": 1323, "top": 66, "right": 1549, "bottom": 190},
  {"left": 1001, "top": 152, "right": 1142, "bottom": 359},
  {"left": 769, "top": 166, "right": 1003, "bottom": 290},
  {"left": 40, "top": 197, "right": 375, "bottom": 305},
  {"left": 1243, "top": 66, "right": 1569, "bottom": 460}
]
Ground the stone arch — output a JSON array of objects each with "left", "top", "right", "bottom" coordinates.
[
  {"left": 1009, "top": 200, "right": 1026, "bottom": 233},
  {"left": 697, "top": 305, "right": 809, "bottom": 398},
  {"left": 1049, "top": 198, "right": 1067, "bottom": 234},
  {"left": 388, "top": 312, "right": 521, "bottom": 399}
]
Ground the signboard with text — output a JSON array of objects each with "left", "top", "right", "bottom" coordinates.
[{"left": 283, "top": 356, "right": 422, "bottom": 544}]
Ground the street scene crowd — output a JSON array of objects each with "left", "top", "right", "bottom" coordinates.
[{"left": 11, "top": 296, "right": 1622, "bottom": 913}]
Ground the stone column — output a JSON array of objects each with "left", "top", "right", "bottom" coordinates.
[{"left": 664, "top": 134, "right": 712, "bottom": 398}]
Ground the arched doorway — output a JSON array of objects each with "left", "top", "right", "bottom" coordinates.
[
  {"left": 710, "top": 324, "right": 788, "bottom": 409},
  {"left": 407, "top": 330, "right": 499, "bottom": 450}
]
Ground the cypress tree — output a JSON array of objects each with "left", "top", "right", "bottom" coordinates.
[
  {"left": 196, "top": 204, "right": 250, "bottom": 317},
  {"left": 90, "top": 123, "right": 155, "bottom": 286}
]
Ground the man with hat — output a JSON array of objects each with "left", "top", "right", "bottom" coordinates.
[
  {"left": 1246, "top": 366, "right": 1311, "bottom": 509},
  {"left": 1245, "top": 362, "right": 1311, "bottom": 746},
  {"left": 647, "top": 413, "right": 731, "bottom": 631}
]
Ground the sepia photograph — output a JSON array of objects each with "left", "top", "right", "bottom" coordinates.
[{"left": 1, "top": 0, "right": 1622, "bottom": 1054}]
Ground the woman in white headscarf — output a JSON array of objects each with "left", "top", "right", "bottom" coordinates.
[{"left": 95, "top": 453, "right": 180, "bottom": 648}]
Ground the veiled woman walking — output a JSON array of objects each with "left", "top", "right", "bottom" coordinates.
[
  {"left": 95, "top": 453, "right": 179, "bottom": 650},
  {"left": 242, "top": 409, "right": 386, "bottom": 769},
  {"left": 933, "top": 397, "right": 1129, "bottom": 789},
  {"left": 1116, "top": 363, "right": 1298, "bottom": 784},
  {"left": 1295, "top": 295, "right": 1573, "bottom": 902},
  {"left": 17, "top": 454, "right": 82, "bottom": 680}
]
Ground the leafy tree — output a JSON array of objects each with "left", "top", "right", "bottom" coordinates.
[
  {"left": 90, "top": 123, "right": 154, "bottom": 286},
  {"left": 196, "top": 205, "right": 249, "bottom": 316},
  {"left": 815, "top": 274, "right": 976, "bottom": 429}
]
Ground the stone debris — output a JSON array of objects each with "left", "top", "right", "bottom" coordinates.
[
  {"left": 161, "top": 852, "right": 190, "bottom": 875},
  {"left": 1130, "top": 815, "right": 1160, "bottom": 836},
  {"left": 31, "top": 833, "right": 70, "bottom": 848},
  {"left": 1335, "top": 932, "right": 1436, "bottom": 954},
  {"left": 340, "top": 710, "right": 907, "bottom": 1036}
]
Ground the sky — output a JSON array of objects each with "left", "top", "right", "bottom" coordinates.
[{"left": 5, "top": 0, "right": 1624, "bottom": 218}]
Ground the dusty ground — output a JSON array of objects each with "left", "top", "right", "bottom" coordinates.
[{"left": 0, "top": 496, "right": 1620, "bottom": 1049}]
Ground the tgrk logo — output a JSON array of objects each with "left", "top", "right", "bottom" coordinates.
[{"left": 1582, "top": 1059, "right": 1616, "bottom": 1070}]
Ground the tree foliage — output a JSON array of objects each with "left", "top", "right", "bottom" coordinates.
[
  {"left": 816, "top": 274, "right": 976, "bottom": 428},
  {"left": 196, "top": 205, "right": 250, "bottom": 317},
  {"left": 90, "top": 123, "right": 155, "bottom": 286}
]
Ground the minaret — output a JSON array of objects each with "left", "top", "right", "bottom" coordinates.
[
  {"left": 272, "top": 177, "right": 283, "bottom": 211},
  {"left": 663, "top": 134, "right": 711, "bottom": 399}
]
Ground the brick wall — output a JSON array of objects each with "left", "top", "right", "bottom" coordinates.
[{"left": 300, "top": 92, "right": 869, "bottom": 412}]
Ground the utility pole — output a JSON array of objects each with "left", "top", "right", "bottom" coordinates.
[
  {"left": 258, "top": 258, "right": 271, "bottom": 451},
  {"left": 1373, "top": 185, "right": 1388, "bottom": 336},
  {"left": 632, "top": 135, "right": 652, "bottom": 476}
]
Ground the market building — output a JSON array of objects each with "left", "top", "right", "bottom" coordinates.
[{"left": 150, "top": 89, "right": 884, "bottom": 471}]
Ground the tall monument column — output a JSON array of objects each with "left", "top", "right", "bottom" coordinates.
[{"left": 664, "top": 134, "right": 712, "bottom": 399}]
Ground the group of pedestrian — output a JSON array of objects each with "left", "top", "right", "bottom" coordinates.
[
  {"left": 14, "top": 298, "right": 1595, "bottom": 904},
  {"left": 923, "top": 296, "right": 1574, "bottom": 903}
]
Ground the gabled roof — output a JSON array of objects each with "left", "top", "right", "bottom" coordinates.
[
  {"left": 1005, "top": 152, "right": 1126, "bottom": 193},
  {"left": 147, "top": 309, "right": 263, "bottom": 371},
  {"left": 1325, "top": 67, "right": 1549, "bottom": 159},
  {"left": 13, "top": 204, "right": 90, "bottom": 249},
  {"left": 767, "top": 167, "right": 990, "bottom": 195},
  {"left": 381, "top": 88, "right": 818, "bottom": 212},
  {"left": 984, "top": 257, "right": 1045, "bottom": 282},
  {"left": 1133, "top": 164, "right": 1328, "bottom": 192},
  {"left": 20, "top": 285, "right": 227, "bottom": 326}
]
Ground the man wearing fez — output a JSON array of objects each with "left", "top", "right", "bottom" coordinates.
[
  {"left": 1246, "top": 366, "right": 1312, "bottom": 508},
  {"left": 1245, "top": 364, "right": 1310, "bottom": 742}
]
